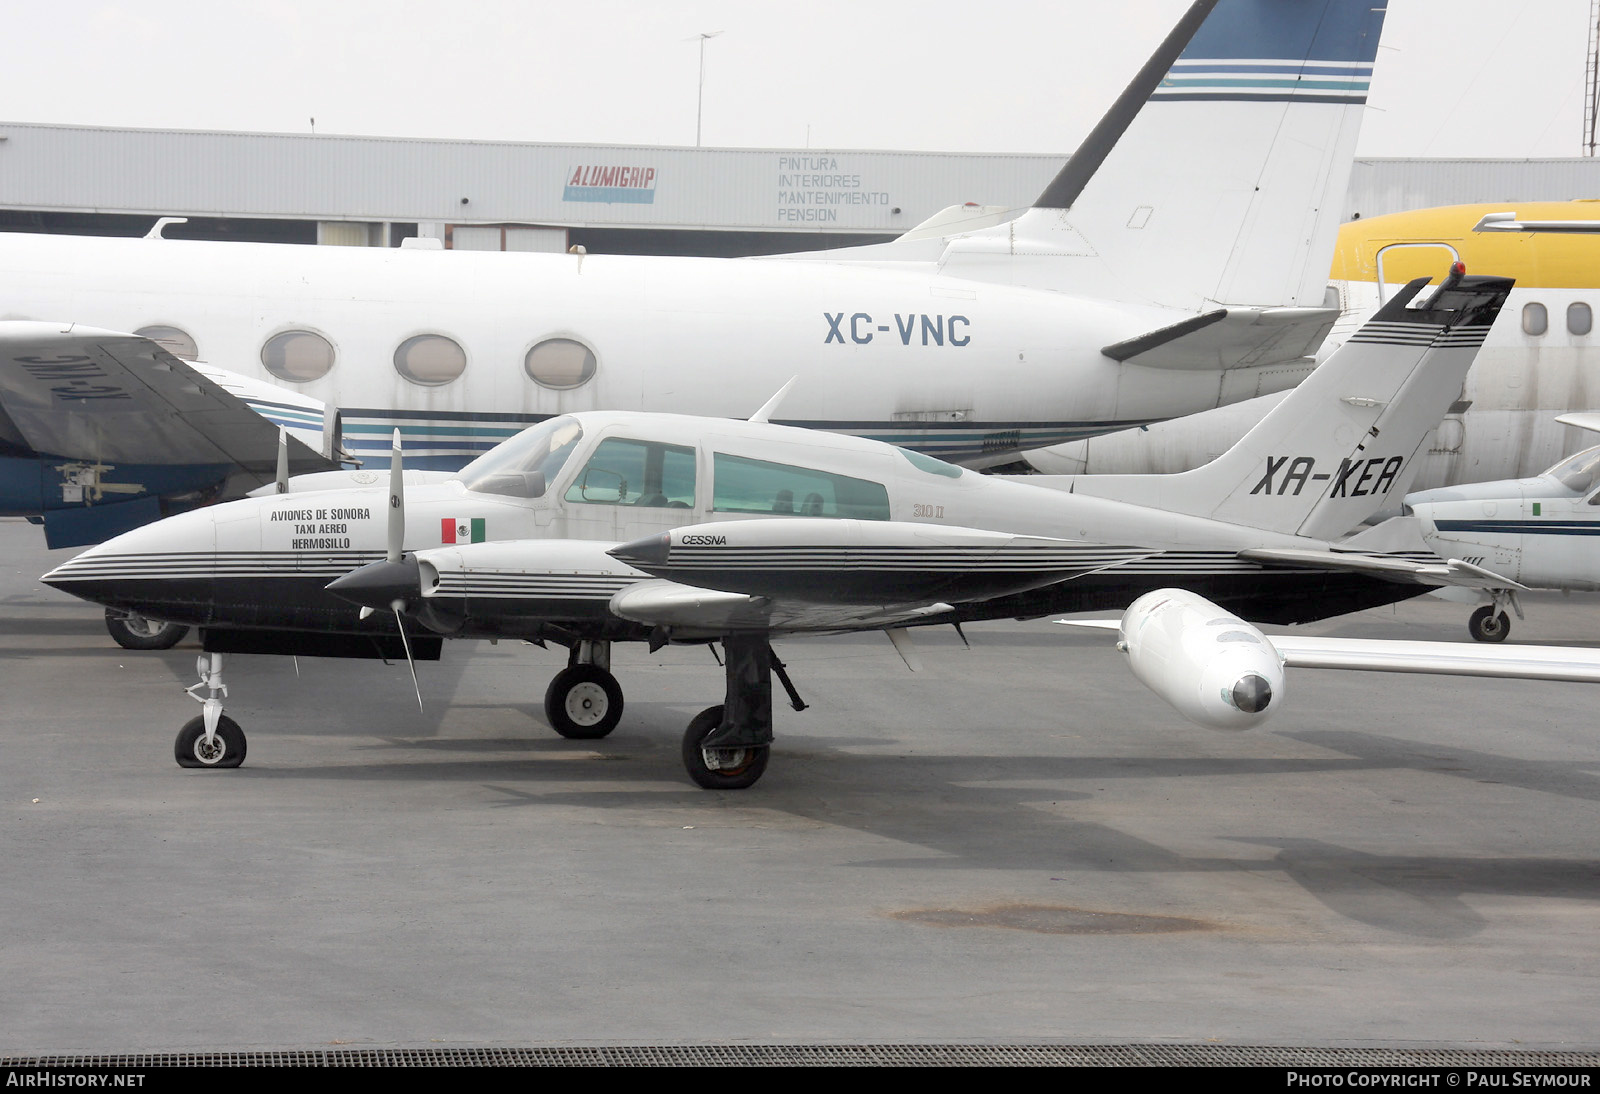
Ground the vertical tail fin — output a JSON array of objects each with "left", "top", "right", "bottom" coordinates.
[
  {"left": 1068, "top": 273, "right": 1515, "bottom": 540},
  {"left": 941, "top": 0, "right": 1387, "bottom": 312}
]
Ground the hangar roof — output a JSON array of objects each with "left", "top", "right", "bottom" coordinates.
[
  {"left": 3, "top": 122, "right": 1596, "bottom": 236},
  {"left": 0, "top": 121, "right": 1060, "bottom": 233}
]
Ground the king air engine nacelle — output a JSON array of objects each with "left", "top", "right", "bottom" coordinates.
[{"left": 1117, "top": 589, "right": 1286, "bottom": 730}]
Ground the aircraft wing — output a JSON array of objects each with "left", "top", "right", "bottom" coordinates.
[
  {"left": 1059, "top": 617, "right": 1600, "bottom": 682},
  {"left": 1237, "top": 547, "right": 1527, "bottom": 591},
  {"left": 1266, "top": 636, "right": 1600, "bottom": 683},
  {"left": 0, "top": 321, "right": 337, "bottom": 479},
  {"left": 384, "top": 529, "right": 1085, "bottom": 640},
  {"left": 608, "top": 579, "right": 957, "bottom": 635},
  {"left": 1099, "top": 306, "right": 1338, "bottom": 371},
  {"left": 606, "top": 519, "right": 1152, "bottom": 615}
]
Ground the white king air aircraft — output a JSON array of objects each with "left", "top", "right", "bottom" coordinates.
[
  {"left": 0, "top": 0, "right": 1385, "bottom": 470},
  {"left": 50, "top": 270, "right": 1592, "bottom": 789},
  {"left": 1401, "top": 415, "right": 1600, "bottom": 642}
]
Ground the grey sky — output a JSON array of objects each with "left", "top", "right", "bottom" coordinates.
[{"left": 2, "top": 1, "right": 1589, "bottom": 158}]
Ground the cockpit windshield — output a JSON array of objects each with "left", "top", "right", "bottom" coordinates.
[
  {"left": 896, "top": 447, "right": 965, "bottom": 479},
  {"left": 1543, "top": 444, "right": 1600, "bottom": 493},
  {"left": 456, "top": 415, "right": 584, "bottom": 498}
]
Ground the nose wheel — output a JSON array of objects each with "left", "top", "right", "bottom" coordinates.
[
  {"left": 175, "top": 652, "right": 248, "bottom": 769},
  {"left": 175, "top": 715, "right": 247, "bottom": 768}
]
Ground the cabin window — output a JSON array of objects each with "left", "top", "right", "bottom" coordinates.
[
  {"left": 261, "top": 329, "right": 336, "bottom": 382},
  {"left": 712, "top": 453, "right": 890, "bottom": 520},
  {"left": 1522, "top": 302, "right": 1548, "bottom": 337},
  {"left": 394, "top": 334, "right": 467, "bottom": 385},
  {"left": 525, "top": 338, "right": 597, "bottom": 389},
  {"left": 135, "top": 325, "right": 200, "bottom": 362},
  {"left": 1569, "top": 302, "right": 1593, "bottom": 336},
  {"left": 458, "top": 415, "right": 582, "bottom": 498},
  {"left": 565, "top": 438, "right": 696, "bottom": 507}
]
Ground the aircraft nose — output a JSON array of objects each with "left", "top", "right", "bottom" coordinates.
[
  {"left": 608, "top": 532, "right": 670, "bottom": 567},
  {"left": 40, "top": 515, "right": 194, "bottom": 597},
  {"left": 325, "top": 554, "right": 422, "bottom": 611}
]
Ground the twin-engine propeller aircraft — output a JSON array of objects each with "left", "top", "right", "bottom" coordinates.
[
  {"left": 0, "top": 0, "right": 1385, "bottom": 469},
  {"left": 45, "top": 270, "right": 1533, "bottom": 787},
  {"left": 1401, "top": 415, "right": 1600, "bottom": 642}
]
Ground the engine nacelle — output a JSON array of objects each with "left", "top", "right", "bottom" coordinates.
[{"left": 1117, "top": 588, "right": 1286, "bottom": 729}]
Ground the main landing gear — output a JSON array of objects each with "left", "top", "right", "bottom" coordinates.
[
  {"left": 540, "top": 633, "right": 803, "bottom": 789},
  {"left": 680, "top": 633, "right": 805, "bottom": 790},
  {"left": 175, "top": 653, "right": 246, "bottom": 768},
  {"left": 544, "top": 640, "right": 624, "bottom": 739},
  {"left": 1469, "top": 605, "right": 1509, "bottom": 642},
  {"left": 1468, "top": 590, "right": 1522, "bottom": 643},
  {"left": 105, "top": 608, "right": 189, "bottom": 651}
]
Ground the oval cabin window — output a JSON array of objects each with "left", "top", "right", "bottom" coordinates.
[
  {"left": 135, "top": 325, "right": 200, "bottom": 362},
  {"left": 1569, "top": 302, "right": 1593, "bottom": 336},
  {"left": 1522, "top": 302, "right": 1548, "bottom": 337},
  {"left": 261, "top": 330, "right": 336, "bottom": 382},
  {"left": 395, "top": 334, "right": 467, "bottom": 386},
  {"left": 524, "top": 337, "right": 597, "bottom": 389}
]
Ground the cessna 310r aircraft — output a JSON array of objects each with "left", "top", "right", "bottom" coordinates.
[
  {"left": 46, "top": 270, "right": 1552, "bottom": 789},
  {"left": 0, "top": 0, "right": 1384, "bottom": 469}
]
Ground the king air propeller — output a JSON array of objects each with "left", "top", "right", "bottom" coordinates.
[{"left": 324, "top": 429, "right": 424, "bottom": 711}]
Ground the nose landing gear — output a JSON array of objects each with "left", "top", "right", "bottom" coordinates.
[{"left": 175, "top": 653, "right": 246, "bottom": 768}]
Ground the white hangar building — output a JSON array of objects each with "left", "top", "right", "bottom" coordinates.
[{"left": 0, "top": 122, "right": 1597, "bottom": 255}]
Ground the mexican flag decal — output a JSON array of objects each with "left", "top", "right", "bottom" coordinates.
[{"left": 442, "top": 517, "right": 486, "bottom": 544}]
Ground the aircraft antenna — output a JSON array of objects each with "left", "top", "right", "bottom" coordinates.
[
  {"left": 691, "top": 31, "right": 723, "bottom": 147},
  {"left": 1586, "top": 0, "right": 1600, "bottom": 155}
]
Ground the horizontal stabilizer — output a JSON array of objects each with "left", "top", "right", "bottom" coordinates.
[
  {"left": 1237, "top": 548, "right": 1527, "bottom": 591},
  {"left": 1102, "top": 306, "right": 1338, "bottom": 370},
  {"left": 1555, "top": 411, "right": 1600, "bottom": 435}
]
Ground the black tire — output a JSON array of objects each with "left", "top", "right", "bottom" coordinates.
[
  {"left": 1469, "top": 605, "right": 1510, "bottom": 643},
  {"left": 174, "top": 715, "right": 247, "bottom": 769},
  {"left": 543, "top": 664, "right": 624, "bottom": 739},
  {"left": 106, "top": 609, "right": 189, "bottom": 651},
  {"left": 681, "top": 704, "right": 769, "bottom": 790}
]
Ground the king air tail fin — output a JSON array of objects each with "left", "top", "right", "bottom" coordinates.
[
  {"left": 940, "top": 0, "right": 1386, "bottom": 312},
  {"left": 1062, "top": 273, "right": 1514, "bottom": 542}
]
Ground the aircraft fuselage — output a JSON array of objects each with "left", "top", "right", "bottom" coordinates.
[{"left": 0, "top": 232, "right": 1304, "bottom": 468}]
